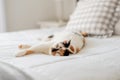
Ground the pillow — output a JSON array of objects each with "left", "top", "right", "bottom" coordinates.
[
  {"left": 114, "top": 1, "right": 120, "bottom": 35},
  {"left": 115, "top": 20, "right": 120, "bottom": 35},
  {"left": 66, "top": 0, "right": 119, "bottom": 38}
]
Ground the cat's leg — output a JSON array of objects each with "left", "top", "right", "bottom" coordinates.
[
  {"left": 18, "top": 44, "right": 31, "bottom": 49},
  {"left": 16, "top": 49, "right": 33, "bottom": 57},
  {"left": 16, "top": 41, "right": 53, "bottom": 57}
]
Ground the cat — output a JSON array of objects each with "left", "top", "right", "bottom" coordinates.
[{"left": 16, "top": 31, "right": 87, "bottom": 57}]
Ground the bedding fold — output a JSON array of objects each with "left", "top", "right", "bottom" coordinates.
[{"left": 0, "top": 28, "right": 120, "bottom": 80}]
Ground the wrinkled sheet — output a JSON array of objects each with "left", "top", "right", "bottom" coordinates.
[
  {"left": 0, "top": 61, "right": 32, "bottom": 80},
  {"left": 0, "top": 28, "right": 120, "bottom": 80}
]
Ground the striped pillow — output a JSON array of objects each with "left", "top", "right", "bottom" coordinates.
[{"left": 66, "top": 0, "right": 119, "bottom": 38}]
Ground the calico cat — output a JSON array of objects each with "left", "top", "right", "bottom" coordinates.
[{"left": 16, "top": 31, "right": 87, "bottom": 57}]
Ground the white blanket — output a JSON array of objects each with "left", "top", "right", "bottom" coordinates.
[
  {"left": 0, "top": 61, "right": 32, "bottom": 80},
  {"left": 0, "top": 28, "right": 120, "bottom": 80}
]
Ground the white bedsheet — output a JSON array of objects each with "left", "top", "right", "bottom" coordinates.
[{"left": 0, "top": 28, "right": 120, "bottom": 80}]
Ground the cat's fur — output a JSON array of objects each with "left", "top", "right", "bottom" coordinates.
[{"left": 16, "top": 31, "right": 87, "bottom": 57}]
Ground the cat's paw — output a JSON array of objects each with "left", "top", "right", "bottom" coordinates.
[
  {"left": 18, "top": 44, "right": 31, "bottom": 49},
  {"left": 15, "top": 50, "right": 27, "bottom": 57},
  {"left": 16, "top": 50, "right": 34, "bottom": 57}
]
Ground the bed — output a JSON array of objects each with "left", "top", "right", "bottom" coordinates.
[{"left": 0, "top": 27, "right": 120, "bottom": 80}]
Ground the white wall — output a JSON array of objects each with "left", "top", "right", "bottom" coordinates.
[
  {"left": 5, "top": 0, "right": 56, "bottom": 31},
  {"left": 5, "top": 0, "right": 76, "bottom": 31},
  {"left": 0, "top": 0, "right": 6, "bottom": 32}
]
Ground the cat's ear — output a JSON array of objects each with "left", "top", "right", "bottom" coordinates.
[
  {"left": 63, "top": 40, "right": 71, "bottom": 48},
  {"left": 51, "top": 48, "right": 59, "bottom": 52}
]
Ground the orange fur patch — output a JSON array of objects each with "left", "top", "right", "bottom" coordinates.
[
  {"left": 76, "top": 48, "right": 80, "bottom": 53},
  {"left": 25, "top": 50, "right": 34, "bottom": 55},
  {"left": 18, "top": 44, "right": 31, "bottom": 49},
  {"left": 18, "top": 44, "right": 22, "bottom": 49},
  {"left": 52, "top": 49, "right": 65, "bottom": 56},
  {"left": 52, "top": 52, "right": 56, "bottom": 56},
  {"left": 70, "top": 45, "right": 74, "bottom": 52},
  {"left": 81, "top": 32, "right": 88, "bottom": 37},
  {"left": 59, "top": 49, "right": 65, "bottom": 56}
]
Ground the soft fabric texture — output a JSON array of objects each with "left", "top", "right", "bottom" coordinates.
[
  {"left": 115, "top": 20, "right": 120, "bottom": 35},
  {"left": 66, "top": 0, "right": 119, "bottom": 38},
  {"left": 0, "top": 61, "right": 32, "bottom": 80},
  {"left": 114, "top": 1, "right": 120, "bottom": 35},
  {"left": 0, "top": 28, "right": 120, "bottom": 80}
]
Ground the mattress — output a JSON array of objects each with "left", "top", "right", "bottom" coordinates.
[{"left": 0, "top": 27, "right": 120, "bottom": 80}]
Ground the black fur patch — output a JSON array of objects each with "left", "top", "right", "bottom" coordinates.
[
  {"left": 52, "top": 48, "right": 59, "bottom": 52},
  {"left": 64, "top": 49, "right": 71, "bottom": 56},
  {"left": 48, "top": 35, "right": 54, "bottom": 38},
  {"left": 63, "top": 40, "right": 71, "bottom": 48}
]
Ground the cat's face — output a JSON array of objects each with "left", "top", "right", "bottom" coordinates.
[{"left": 50, "top": 40, "right": 75, "bottom": 56}]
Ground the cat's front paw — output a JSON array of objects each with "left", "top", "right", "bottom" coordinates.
[
  {"left": 15, "top": 50, "right": 27, "bottom": 57},
  {"left": 16, "top": 50, "right": 34, "bottom": 57},
  {"left": 18, "top": 44, "right": 31, "bottom": 49}
]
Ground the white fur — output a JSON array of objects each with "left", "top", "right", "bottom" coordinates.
[{"left": 16, "top": 31, "right": 85, "bottom": 57}]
